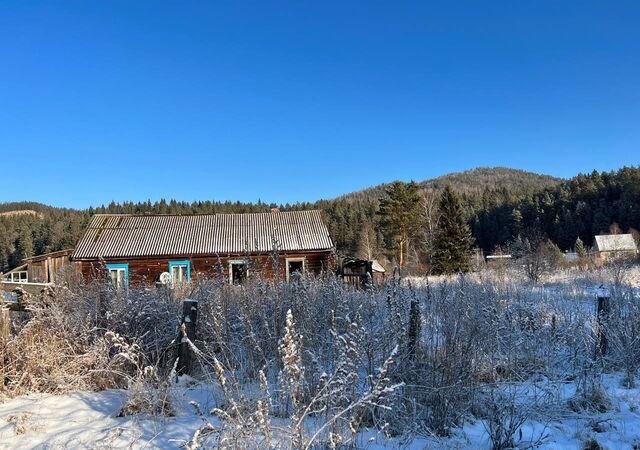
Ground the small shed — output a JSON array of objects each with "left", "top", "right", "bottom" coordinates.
[
  {"left": 23, "top": 249, "right": 74, "bottom": 284},
  {"left": 594, "top": 234, "right": 638, "bottom": 261},
  {"left": 1, "top": 249, "right": 73, "bottom": 285},
  {"left": 339, "top": 257, "right": 386, "bottom": 287}
]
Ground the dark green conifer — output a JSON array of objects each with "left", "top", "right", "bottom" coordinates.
[
  {"left": 378, "top": 181, "right": 422, "bottom": 269},
  {"left": 431, "top": 186, "right": 473, "bottom": 275}
]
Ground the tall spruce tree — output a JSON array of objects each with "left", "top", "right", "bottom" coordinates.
[
  {"left": 431, "top": 186, "right": 473, "bottom": 275},
  {"left": 378, "top": 181, "right": 422, "bottom": 269}
]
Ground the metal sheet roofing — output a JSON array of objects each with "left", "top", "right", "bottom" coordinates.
[
  {"left": 594, "top": 234, "right": 637, "bottom": 252},
  {"left": 72, "top": 210, "right": 334, "bottom": 260}
]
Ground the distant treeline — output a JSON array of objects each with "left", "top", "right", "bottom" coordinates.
[{"left": 1, "top": 167, "right": 639, "bottom": 273}]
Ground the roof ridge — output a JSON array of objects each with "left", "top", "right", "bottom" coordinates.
[{"left": 92, "top": 210, "right": 321, "bottom": 218}]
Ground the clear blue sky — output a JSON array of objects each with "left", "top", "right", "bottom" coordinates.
[{"left": 1, "top": 1, "right": 638, "bottom": 209}]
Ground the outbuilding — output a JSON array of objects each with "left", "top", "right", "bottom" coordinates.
[
  {"left": 1, "top": 249, "right": 74, "bottom": 293},
  {"left": 594, "top": 234, "right": 638, "bottom": 261}
]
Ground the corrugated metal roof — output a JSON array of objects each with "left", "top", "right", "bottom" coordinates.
[
  {"left": 72, "top": 210, "right": 334, "bottom": 260},
  {"left": 594, "top": 234, "right": 637, "bottom": 252}
]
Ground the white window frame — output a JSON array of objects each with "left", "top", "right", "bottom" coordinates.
[
  {"left": 228, "top": 260, "right": 249, "bottom": 284},
  {"left": 3, "top": 271, "right": 28, "bottom": 283},
  {"left": 169, "top": 261, "right": 190, "bottom": 287},
  {"left": 285, "top": 257, "right": 306, "bottom": 281},
  {"left": 107, "top": 267, "right": 128, "bottom": 291}
]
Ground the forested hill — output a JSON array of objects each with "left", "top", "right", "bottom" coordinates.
[
  {"left": 0, "top": 202, "right": 60, "bottom": 214},
  {"left": 320, "top": 167, "right": 565, "bottom": 257},
  {"left": 1, "top": 166, "right": 639, "bottom": 273},
  {"left": 336, "top": 167, "right": 562, "bottom": 203}
]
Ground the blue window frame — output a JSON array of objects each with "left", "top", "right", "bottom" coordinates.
[
  {"left": 168, "top": 260, "right": 191, "bottom": 286},
  {"left": 106, "top": 263, "right": 129, "bottom": 290}
]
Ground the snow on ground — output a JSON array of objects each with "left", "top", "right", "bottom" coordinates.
[
  {"left": 0, "top": 385, "right": 220, "bottom": 450},
  {"left": 407, "top": 265, "right": 640, "bottom": 295},
  {"left": 2, "top": 373, "right": 640, "bottom": 449}
]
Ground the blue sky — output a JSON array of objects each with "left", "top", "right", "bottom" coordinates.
[{"left": 1, "top": 1, "right": 639, "bottom": 208}]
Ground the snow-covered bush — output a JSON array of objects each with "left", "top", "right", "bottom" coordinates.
[{"left": 0, "top": 279, "right": 181, "bottom": 398}]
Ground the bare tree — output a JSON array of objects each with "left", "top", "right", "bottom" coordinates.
[
  {"left": 357, "top": 219, "right": 380, "bottom": 261},
  {"left": 522, "top": 240, "right": 562, "bottom": 284},
  {"left": 420, "top": 188, "right": 441, "bottom": 261},
  {"left": 609, "top": 222, "right": 623, "bottom": 235}
]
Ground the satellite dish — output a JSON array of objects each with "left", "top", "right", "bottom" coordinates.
[{"left": 159, "top": 272, "right": 172, "bottom": 285}]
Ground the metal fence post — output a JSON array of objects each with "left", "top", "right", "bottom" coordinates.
[{"left": 596, "top": 284, "right": 610, "bottom": 358}]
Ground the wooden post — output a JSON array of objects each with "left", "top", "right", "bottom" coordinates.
[
  {"left": 364, "top": 260, "right": 373, "bottom": 289},
  {"left": 96, "top": 289, "right": 110, "bottom": 328},
  {"left": 0, "top": 307, "right": 10, "bottom": 339},
  {"left": 596, "top": 285, "right": 610, "bottom": 358},
  {"left": 178, "top": 298, "right": 198, "bottom": 376}
]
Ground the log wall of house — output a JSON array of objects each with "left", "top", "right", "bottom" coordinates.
[{"left": 75, "top": 250, "right": 335, "bottom": 286}]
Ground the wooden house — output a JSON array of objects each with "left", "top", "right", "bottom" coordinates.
[
  {"left": 594, "top": 234, "right": 638, "bottom": 261},
  {"left": 71, "top": 210, "right": 335, "bottom": 288}
]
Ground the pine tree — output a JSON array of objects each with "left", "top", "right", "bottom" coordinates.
[
  {"left": 511, "top": 208, "right": 523, "bottom": 236},
  {"left": 12, "top": 224, "right": 34, "bottom": 267},
  {"left": 431, "top": 186, "right": 473, "bottom": 275},
  {"left": 378, "top": 181, "right": 422, "bottom": 269}
]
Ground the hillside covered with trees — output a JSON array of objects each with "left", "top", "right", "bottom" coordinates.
[{"left": 1, "top": 166, "right": 638, "bottom": 274}]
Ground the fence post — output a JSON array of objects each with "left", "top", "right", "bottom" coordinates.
[
  {"left": 0, "top": 307, "right": 10, "bottom": 339},
  {"left": 364, "top": 260, "right": 373, "bottom": 289},
  {"left": 596, "top": 284, "right": 610, "bottom": 358},
  {"left": 178, "top": 298, "right": 199, "bottom": 376},
  {"left": 96, "top": 289, "right": 109, "bottom": 328}
]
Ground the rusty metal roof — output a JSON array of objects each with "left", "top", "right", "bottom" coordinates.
[{"left": 72, "top": 210, "right": 334, "bottom": 260}]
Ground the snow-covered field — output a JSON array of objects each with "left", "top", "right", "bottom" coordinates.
[
  {"left": 3, "top": 264, "right": 640, "bottom": 449},
  {"left": 2, "top": 373, "right": 640, "bottom": 449}
]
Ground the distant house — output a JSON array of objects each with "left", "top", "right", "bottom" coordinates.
[
  {"left": 593, "top": 234, "right": 638, "bottom": 261},
  {"left": 71, "top": 210, "right": 335, "bottom": 288}
]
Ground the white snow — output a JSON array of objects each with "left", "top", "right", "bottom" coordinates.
[
  {"left": 0, "top": 385, "right": 218, "bottom": 450},
  {"left": 2, "top": 373, "right": 640, "bottom": 449}
]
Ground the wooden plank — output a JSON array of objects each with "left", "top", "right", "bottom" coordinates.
[{"left": 0, "top": 308, "right": 10, "bottom": 339}]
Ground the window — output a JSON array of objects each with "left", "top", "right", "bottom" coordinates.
[
  {"left": 106, "top": 264, "right": 128, "bottom": 290},
  {"left": 169, "top": 260, "right": 191, "bottom": 286},
  {"left": 228, "top": 260, "right": 248, "bottom": 285},
  {"left": 286, "top": 257, "right": 305, "bottom": 281},
  {"left": 3, "top": 271, "right": 28, "bottom": 283}
]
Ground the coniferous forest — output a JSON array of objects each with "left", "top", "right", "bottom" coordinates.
[{"left": 1, "top": 166, "right": 639, "bottom": 274}]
